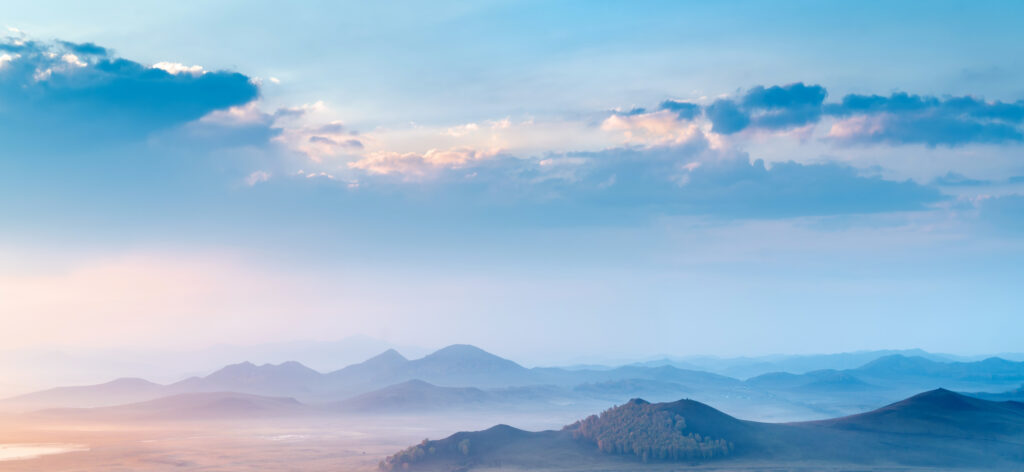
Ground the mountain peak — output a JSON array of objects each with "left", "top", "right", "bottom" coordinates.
[
  {"left": 901, "top": 388, "right": 972, "bottom": 407},
  {"left": 102, "top": 377, "right": 161, "bottom": 388},
  {"left": 859, "top": 354, "right": 938, "bottom": 371},
  {"left": 362, "top": 348, "right": 408, "bottom": 367},
  {"left": 419, "top": 345, "right": 525, "bottom": 370},
  {"left": 429, "top": 344, "right": 493, "bottom": 357}
]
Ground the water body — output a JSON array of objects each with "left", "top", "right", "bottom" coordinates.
[{"left": 0, "top": 443, "right": 88, "bottom": 461}]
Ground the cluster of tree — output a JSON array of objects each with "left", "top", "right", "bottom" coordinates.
[
  {"left": 567, "top": 399, "right": 732, "bottom": 462},
  {"left": 380, "top": 439, "right": 434, "bottom": 471},
  {"left": 379, "top": 438, "right": 471, "bottom": 471}
]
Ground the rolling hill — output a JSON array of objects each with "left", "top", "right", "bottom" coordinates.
[{"left": 383, "top": 389, "right": 1024, "bottom": 471}]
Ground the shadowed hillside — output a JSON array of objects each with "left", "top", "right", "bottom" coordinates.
[{"left": 383, "top": 389, "right": 1024, "bottom": 471}]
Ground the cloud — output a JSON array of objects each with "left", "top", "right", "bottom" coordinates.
[
  {"left": 348, "top": 147, "right": 500, "bottom": 179},
  {"left": 601, "top": 110, "right": 705, "bottom": 146},
  {"left": 930, "top": 172, "right": 991, "bottom": 187},
  {"left": 706, "top": 99, "right": 751, "bottom": 134},
  {"left": 0, "top": 36, "right": 259, "bottom": 148},
  {"left": 529, "top": 146, "right": 945, "bottom": 218},
  {"left": 646, "top": 83, "right": 1024, "bottom": 147},
  {"left": 152, "top": 61, "right": 205, "bottom": 75},
  {"left": 658, "top": 100, "right": 701, "bottom": 120},
  {"left": 978, "top": 194, "right": 1024, "bottom": 233},
  {"left": 335, "top": 133, "right": 944, "bottom": 219},
  {"left": 706, "top": 83, "right": 826, "bottom": 134},
  {"left": 824, "top": 93, "right": 1024, "bottom": 146},
  {"left": 245, "top": 170, "right": 271, "bottom": 186},
  {"left": 671, "top": 157, "right": 943, "bottom": 217}
]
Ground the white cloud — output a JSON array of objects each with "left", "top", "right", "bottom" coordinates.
[
  {"left": 601, "top": 110, "right": 705, "bottom": 146},
  {"left": 348, "top": 147, "right": 499, "bottom": 178},
  {"left": 61, "top": 53, "right": 86, "bottom": 67},
  {"left": 0, "top": 52, "right": 20, "bottom": 68},
  {"left": 245, "top": 170, "right": 271, "bottom": 186},
  {"left": 152, "top": 61, "right": 205, "bottom": 75}
]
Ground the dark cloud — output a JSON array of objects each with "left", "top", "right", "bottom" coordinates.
[
  {"left": 611, "top": 107, "right": 648, "bottom": 116},
  {"left": 825, "top": 92, "right": 1024, "bottom": 146},
  {"left": 706, "top": 83, "right": 826, "bottom": 134},
  {"left": 308, "top": 136, "right": 363, "bottom": 148},
  {"left": 930, "top": 172, "right": 991, "bottom": 187},
  {"left": 309, "top": 135, "right": 338, "bottom": 145},
  {"left": 658, "top": 83, "right": 1024, "bottom": 146},
  {"left": 56, "top": 40, "right": 108, "bottom": 56},
  {"left": 659, "top": 99, "right": 701, "bottom": 120},
  {"left": 314, "top": 123, "right": 347, "bottom": 134},
  {"left": 705, "top": 99, "right": 750, "bottom": 134},
  {"left": 0, "top": 37, "right": 259, "bottom": 148}
]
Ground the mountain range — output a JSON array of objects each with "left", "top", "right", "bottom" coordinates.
[{"left": 6, "top": 345, "right": 1024, "bottom": 423}]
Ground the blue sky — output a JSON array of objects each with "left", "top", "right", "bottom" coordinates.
[{"left": 1, "top": 1, "right": 1023, "bottom": 363}]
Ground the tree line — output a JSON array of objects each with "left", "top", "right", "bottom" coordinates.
[{"left": 567, "top": 399, "right": 733, "bottom": 462}]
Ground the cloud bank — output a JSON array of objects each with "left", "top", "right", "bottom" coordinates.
[
  {"left": 0, "top": 36, "right": 258, "bottom": 147},
  {"left": 697, "top": 83, "right": 1024, "bottom": 146}
]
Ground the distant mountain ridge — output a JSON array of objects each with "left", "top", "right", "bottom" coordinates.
[
  {"left": 629, "top": 349, "right": 965, "bottom": 379},
  {"left": 747, "top": 354, "right": 1024, "bottom": 395},
  {"left": 6, "top": 346, "right": 1024, "bottom": 421}
]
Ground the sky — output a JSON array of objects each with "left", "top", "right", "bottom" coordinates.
[{"left": 1, "top": 0, "right": 1023, "bottom": 368}]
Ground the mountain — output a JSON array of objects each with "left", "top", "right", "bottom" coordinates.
[
  {"left": 1, "top": 345, "right": 538, "bottom": 409},
  {"left": 13, "top": 348, "right": 1024, "bottom": 420},
  {"left": 0, "top": 360, "right": 326, "bottom": 411},
  {"left": 384, "top": 389, "right": 1024, "bottom": 471},
  {"left": 856, "top": 355, "right": 1024, "bottom": 385},
  {"left": 817, "top": 388, "right": 1024, "bottom": 438},
  {"left": 0, "top": 336, "right": 427, "bottom": 397},
  {"left": 747, "top": 354, "right": 1024, "bottom": 394},
  {"left": 32, "top": 392, "right": 314, "bottom": 422},
  {"left": 0, "top": 377, "right": 166, "bottom": 411},
  {"left": 411, "top": 345, "right": 530, "bottom": 382},
  {"left": 635, "top": 349, "right": 959, "bottom": 379},
  {"left": 333, "top": 379, "right": 494, "bottom": 413},
  {"left": 321, "top": 345, "right": 536, "bottom": 397},
  {"left": 168, "top": 360, "right": 324, "bottom": 397},
  {"left": 966, "top": 385, "right": 1024, "bottom": 402}
]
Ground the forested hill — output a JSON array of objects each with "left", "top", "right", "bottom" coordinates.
[{"left": 567, "top": 398, "right": 734, "bottom": 461}]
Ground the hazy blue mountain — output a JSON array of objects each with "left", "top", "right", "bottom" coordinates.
[
  {"left": 0, "top": 335, "right": 426, "bottom": 397},
  {"left": 637, "top": 349, "right": 962, "bottom": 379},
  {"left": 384, "top": 389, "right": 1024, "bottom": 471},
  {"left": 168, "top": 360, "right": 324, "bottom": 397},
  {"left": 0, "top": 377, "right": 166, "bottom": 411},
  {"left": 965, "top": 385, "right": 1024, "bottom": 402},
  {"left": 332, "top": 379, "right": 495, "bottom": 413},
  {"left": 748, "top": 354, "right": 1024, "bottom": 394},
  {"left": 10, "top": 348, "right": 1024, "bottom": 419}
]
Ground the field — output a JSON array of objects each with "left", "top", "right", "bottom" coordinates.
[{"left": 0, "top": 413, "right": 574, "bottom": 472}]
